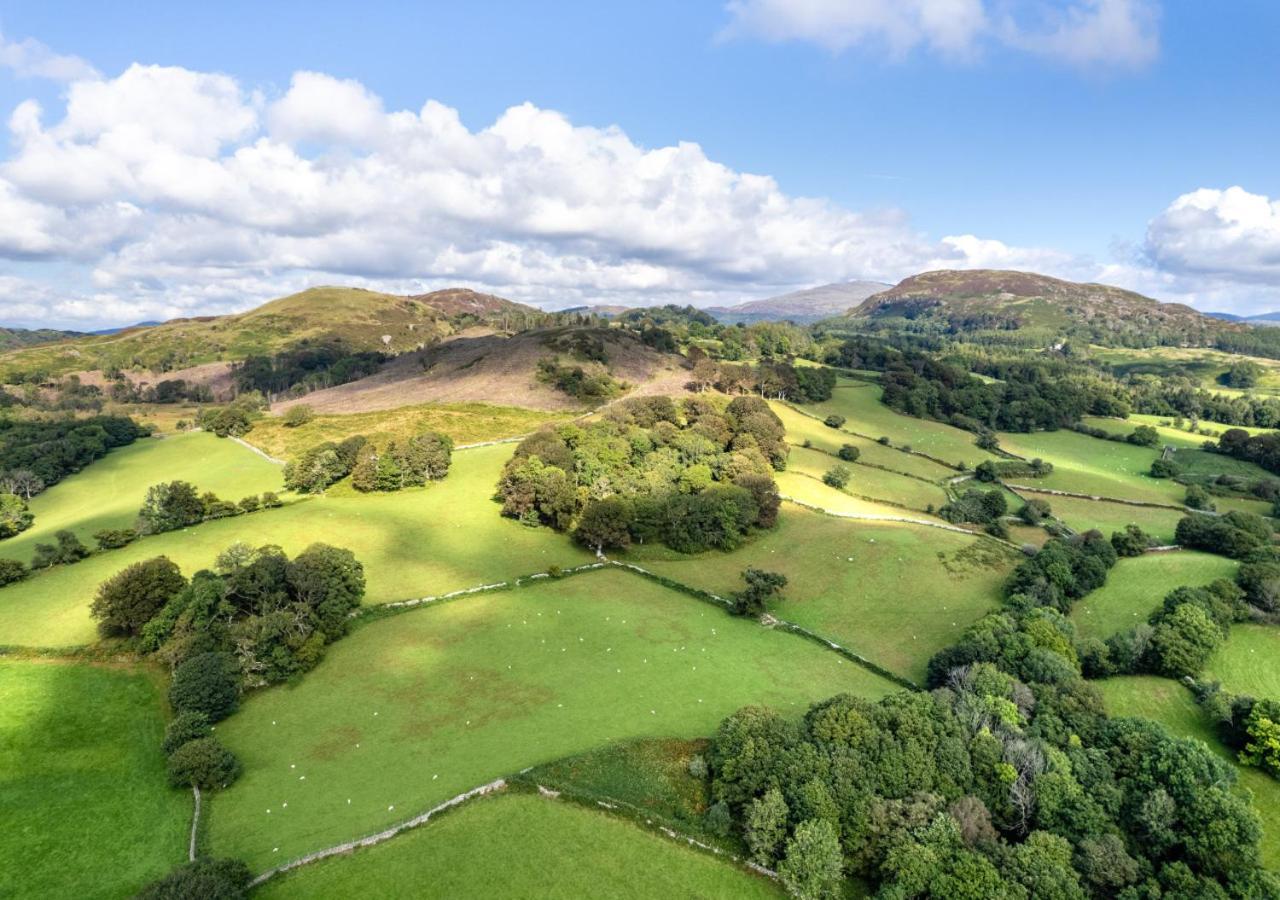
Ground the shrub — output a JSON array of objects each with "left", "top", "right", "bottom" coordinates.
[
  {"left": 1111, "top": 524, "right": 1152, "bottom": 557},
  {"left": 91, "top": 556, "right": 188, "bottom": 638},
  {"left": 0, "top": 492, "right": 33, "bottom": 538},
  {"left": 167, "top": 737, "right": 241, "bottom": 790},
  {"left": 1128, "top": 425, "right": 1159, "bottom": 447},
  {"left": 0, "top": 558, "right": 26, "bottom": 585},
  {"left": 1184, "top": 484, "right": 1215, "bottom": 511},
  {"left": 731, "top": 568, "right": 787, "bottom": 618},
  {"left": 282, "top": 404, "right": 315, "bottom": 427},
  {"left": 822, "top": 465, "right": 851, "bottom": 489},
  {"left": 1018, "top": 499, "right": 1052, "bottom": 525},
  {"left": 137, "top": 858, "right": 251, "bottom": 900},
  {"left": 169, "top": 652, "right": 240, "bottom": 722},
  {"left": 260, "top": 491, "right": 283, "bottom": 508},
  {"left": 1150, "top": 458, "right": 1180, "bottom": 479},
  {"left": 837, "top": 444, "right": 860, "bottom": 462},
  {"left": 30, "top": 529, "right": 91, "bottom": 569},
  {"left": 237, "top": 495, "right": 260, "bottom": 514},
  {"left": 162, "top": 711, "right": 211, "bottom": 755},
  {"left": 822, "top": 414, "right": 846, "bottom": 429},
  {"left": 137, "top": 481, "right": 204, "bottom": 534},
  {"left": 93, "top": 527, "right": 137, "bottom": 550}
]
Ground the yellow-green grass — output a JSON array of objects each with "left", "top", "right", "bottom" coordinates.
[
  {"left": 1214, "top": 495, "right": 1275, "bottom": 517},
  {"left": 1090, "top": 346, "right": 1280, "bottom": 398},
  {"left": 0, "top": 658, "right": 189, "bottom": 898},
  {"left": 0, "top": 444, "right": 593, "bottom": 649},
  {"left": 206, "top": 568, "right": 896, "bottom": 869},
  {"left": 248, "top": 402, "right": 570, "bottom": 460},
  {"left": 1040, "top": 495, "right": 1186, "bottom": 544},
  {"left": 786, "top": 445, "right": 948, "bottom": 512},
  {"left": 775, "top": 470, "right": 939, "bottom": 521},
  {"left": 254, "top": 792, "right": 782, "bottom": 899},
  {"left": 996, "top": 429, "right": 1181, "bottom": 506},
  {"left": 0, "top": 432, "right": 283, "bottom": 567},
  {"left": 1071, "top": 552, "right": 1238, "bottom": 641},
  {"left": 772, "top": 403, "right": 954, "bottom": 482},
  {"left": 1097, "top": 676, "right": 1280, "bottom": 870},
  {"left": 805, "top": 380, "right": 1001, "bottom": 468},
  {"left": 1081, "top": 414, "right": 1278, "bottom": 449},
  {"left": 1204, "top": 625, "right": 1280, "bottom": 699},
  {"left": 627, "top": 504, "right": 1014, "bottom": 684}
]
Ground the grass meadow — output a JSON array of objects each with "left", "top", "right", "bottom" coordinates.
[
  {"left": 0, "top": 658, "right": 189, "bottom": 899},
  {"left": 1080, "top": 414, "right": 1279, "bottom": 449},
  {"left": 628, "top": 504, "right": 1014, "bottom": 684},
  {"left": 1071, "top": 551, "right": 1238, "bottom": 641},
  {"left": 254, "top": 792, "right": 782, "bottom": 899},
  {"left": 771, "top": 403, "right": 955, "bottom": 482},
  {"left": 0, "top": 432, "right": 283, "bottom": 567},
  {"left": 207, "top": 568, "right": 897, "bottom": 869},
  {"left": 1031, "top": 494, "right": 1187, "bottom": 544},
  {"left": 785, "top": 445, "right": 949, "bottom": 512},
  {"left": 995, "top": 429, "right": 1182, "bottom": 506},
  {"left": 0, "top": 443, "right": 592, "bottom": 649},
  {"left": 1204, "top": 625, "right": 1280, "bottom": 699},
  {"left": 1097, "top": 675, "right": 1280, "bottom": 870}
]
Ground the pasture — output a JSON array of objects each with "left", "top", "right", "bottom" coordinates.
[
  {"left": 1071, "top": 551, "right": 1238, "bottom": 641},
  {"left": 1080, "top": 414, "right": 1278, "bottom": 449},
  {"left": 0, "top": 431, "right": 283, "bottom": 566},
  {"left": 629, "top": 504, "right": 1014, "bottom": 683},
  {"left": 1204, "top": 625, "right": 1280, "bottom": 699},
  {"left": 1098, "top": 675, "right": 1280, "bottom": 870},
  {"left": 254, "top": 792, "right": 782, "bottom": 899},
  {"left": 0, "top": 658, "right": 189, "bottom": 899},
  {"left": 771, "top": 402, "right": 955, "bottom": 482},
  {"left": 206, "top": 567, "right": 897, "bottom": 869},
  {"left": 784, "top": 445, "right": 948, "bottom": 512},
  {"left": 1023, "top": 494, "right": 1187, "bottom": 544},
  {"left": 995, "top": 429, "right": 1182, "bottom": 506},
  {"left": 1089, "top": 346, "right": 1280, "bottom": 398},
  {"left": 805, "top": 380, "right": 1001, "bottom": 468},
  {"left": 0, "top": 444, "right": 593, "bottom": 649}
]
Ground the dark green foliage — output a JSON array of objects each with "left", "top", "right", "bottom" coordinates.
[
  {"left": 664, "top": 486, "right": 758, "bottom": 553},
  {"left": 939, "top": 488, "right": 1007, "bottom": 525},
  {"left": 1111, "top": 524, "right": 1152, "bottom": 557},
  {"left": 136, "top": 858, "right": 251, "bottom": 900},
  {"left": 734, "top": 473, "right": 781, "bottom": 529},
  {"left": 1237, "top": 559, "right": 1280, "bottom": 612},
  {"left": 93, "top": 527, "right": 137, "bottom": 550},
  {"left": 822, "top": 464, "right": 851, "bottom": 489},
  {"left": 162, "top": 711, "right": 211, "bottom": 755},
  {"left": 1214, "top": 427, "right": 1280, "bottom": 478},
  {"left": 1001, "top": 532, "right": 1118, "bottom": 613},
  {"left": 1018, "top": 499, "right": 1052, "bottom": 525},
  {"left": 536, "top": 357, "right": 620, "bottom": 401},
  {"left": 1184, "top": 484, "right": 1215, "bottom": 511},
  {"left": 30, "top": 529, "right": 90, "bottom": 569},
  {"left": 731, "top": 568, "right": 787, "bottom": 618},
  {"left": 281, "top": 404, "right": 314, "bottom": 427},
  {"left": 137, "top": 480, "right": 205, "bottom": 534},
  {"left": 351, "top": 431, "right": 452, "bottom": 492},
  {"left": 235, "top": 343, "right": 385, "bottom": 399},
  {"left": 778, "top": 819, "right": 843, "bottom": 899},
  {"left": 169, "top": 652, "right": 241, "bottom": 722},
  {"left": 1150, "top": 457, "right": 1181, "bottom": 478},
  {"left": 166, "top": 737, "right": 240, "bottom": 790},
  {"left": 837, "top": 444, "right": 860, "bottom": 462},
  {"left": 91, "top": 556, "right": 188, "bottom": 638},
  {"left": 236, "top": 495, "right": 260, "bottom": 514},
  {"left": 822, "top": 414, "right": 845, "bottom": 429},
  {"left": 283, "top": 443, "right": 352, "bottom": 494},
  {"left": 260, "top": 491, "right": 282, "bottom": 508},
  {"left": 1222, "top": 361, "right": 1263, "bottom": 389},
  {"left": 0, "top": 415, "right": 145, "bottom": 494},
  {"left": 287, "top": 543, "right": 366, "bottom": 640},
  {"left": 975, "top": 458, "right": 1053, "bottom": 483},
  {"left": 0, "top": 557, "right": 26, "bottom": 585},
  {"left": 573, "top": 498, "right": 633, "bottom": 554},
  {"left": 1176, "top": 511, "right": 1272, "bottom": 558},
  {"left": 0, "top": 492, "right": 32, "bottom": 537},
  {"left": 1128, "top": 425, "right": 1160, "bottom": 446}
]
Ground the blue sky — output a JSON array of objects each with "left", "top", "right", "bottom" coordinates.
[{"left": 0, "top": 0, "right": 1277, "bottom": 328}]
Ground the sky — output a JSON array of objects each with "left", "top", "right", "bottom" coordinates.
[{"left": 0, "top": 0, "right": 1276, "bottom": 329}]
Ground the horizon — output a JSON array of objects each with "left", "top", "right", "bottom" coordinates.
[{"left": 0, "top": 1, "right": 1277, "bottom": 329}]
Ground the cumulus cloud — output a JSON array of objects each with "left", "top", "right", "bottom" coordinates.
[
  {"left": 0, "top": 30, "right": 99, "bottom": 82},
  {"left": 721, "top": 0, "right": 1160, "bottom": 70},
  {"left": 1146, "top": 187, "right": 1280, "bottom": 284}
]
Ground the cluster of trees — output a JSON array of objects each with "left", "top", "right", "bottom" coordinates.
[
  {"left": 707, "top": 673, "right": 1274, "bottom": 898},
  {"left": 1127, "top": 376, "right": 1280, "bottom": 429},
  {"left": 1175, "top": 511, "right": 1274, "bottom": 559},
  {"left": 686, "top": 351, "right": 835, "bottom": 403},
  {"left": 284, "top": 431, "right": 452, "bottom": 494},
  {"left": 105, "top": 373, "right": 215, "bottom": 404},
  {"left": 1195, "top": 683, "right": 1280, "bottom": 780},
  {"left": 137, "top": 480, "right": 281, "bottom": 535},
  {"left": 234, "top": 342, "right": 386, "bottom": 400},
  {"left": 938, "top": 487, "right": 1007, "bottom": 529},
  {"left": 1211, "top": 428, "right": 1280, "bottom": 478},
  {"left": 974, "top": 459, "right": 1053, "bottom": 482},
  {"left": 0, "top": 415, "right": 146, "bottom": 495},
  {"left": 0, "top": 491, "right": 33, "bottom": 538},
  {"left": 497, "top": 396, "right": 785, "bottom": 555},
  {"left": 194, "top": 394, "right": 266, "bottom": 438},
  {"left": 536, "top": 357, "right": 621, "bottom": 401}
]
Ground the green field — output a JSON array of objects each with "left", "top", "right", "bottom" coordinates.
[
  {"left": 1025, "top": 493, "right": 1186, "bottom": 544},
  {"left": 0, "top": 432, "right": 283, "bottom": 566},
  {"left": 0, "top": 444, "right": 592, "bottom": 649},
  {"left": 1089, "top": 346, "right": 1280, "bottom": 398},
  {"left": 1080, "top": 414, "right": 1280, "bottom": 449},
  {"left": 1072, "top": 551, "right": 1238, "bottom": 641},
  {"left": 805, "top": 381, "right": 1001, "bottom": 468},
  {"left": 772, "top": 403, "right": 954, "bottom": 482},
  {"left": 207, "top": 568, "right": 897, "bottom": 869},
  {"left": 785, "top": 445, "right": 948, "bottom": 512},
  {"left": 1097, "top": 675, "right": 1280, "bottom": 870},
  {"left": 774, "top": 470, "right": 933, "bottom": 521},
  {"left": 996, "top": 429, "right": 1182, "bottom": 506},
  {"left": 0, "top": 658, "right": 189, "bottom": 899},
  {"left": 1204, "top": 625, "right": 1280, "bottom": 699},
  {"left": 248, "top": 402, "right": 567, "bottom": 460},
  {"left": 254, "top": 792, "right": 782, "bottom": 899},
  {"left": 628, "top": 504, "right": 1013, "bottom": 684}
]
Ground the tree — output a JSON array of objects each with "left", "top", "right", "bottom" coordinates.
[
  {"left": 1239, "top": 708, "right": 1280, "bottom": 777},
  {"left": 732, "top": 567, "right": 787, "bottom": 618},
  {"left": 1111, "top": 524, "right": 1151, "bottom": 557},
  {"left": 138, "top": 481, "right": 205, "bottom": 534},
  {"left": 3, "top": 469, "right": 44, "bottom": 500},
  {"left": 0, "top": 558, "right": 26, "bottom": 586},
  {"left": 745, "top": 788, "right": 789, "bottom": 866},
  {"left": 30, "top": 529, "right": 90, "bottom": 568},
  {"left": 398, "top": 431, "right": 453, "bottom": 483},
  {"left": 169, "top": 652, "right": 241, "bottom": 722},
  {"left": 167, "top": 737, "right": 241, "bottom": 790},
  {"left": 1185, "top": 484, "right": 1215, "bottom": 511},
  {"left": 778, "top": 819, "right": 843, "bottom": 900},
  {"left": 837, "top": 444, "right": 860, "bottom": 462},
  {"left": 162, "top": 711, "right": 211, "bottom": 755},
  {"left": 823, "top": 464, "right": 851, "bottom": 489},
  {"left": 136, "top": 858, "right": 251, "bottom": 900},
  {"left": 0, "top": 492, "right": 33, "bottom": 538},
  {"left": 94, "top": 527, "right": 137, "bottom": 550},
  {"left": 91, "top": 556, "right": 188, "bottom": 637},
  {"left": 822, "top": 414, "right": 845, "bottom": 429},
  {"left": 573, "top": 498, "right": 633, "bottom": 555},
  {"left": 1128, "top": 425, "right": 1159, "bottom": 446},
  {"left": 281, "top": 404, "right": 314, "bottom": 427},
  {"left": 1148, "top": 603, "right": 1223, "bottom": 678},
  {"left": 283, "top": 445, "right": 345, "bottom": 494},
  {"left": 286, "top": 543, "right": 366, "bottom": 639},
  {"left": 1150, "top": 458, "right": 1180, "bottom": 478}
]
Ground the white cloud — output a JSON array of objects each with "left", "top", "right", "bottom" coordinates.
[
  {"left": 268, "top": 71, "right": 387, "bottom": 146},
  {"left": 721, "top": 0, "right": 1160, "bottom": 70},
  {"left": 0, "top": 30, "right": 99, "bottom": 82},
  {"left": 1146, "top": 187, "right": 1280, "bottom": 284}
]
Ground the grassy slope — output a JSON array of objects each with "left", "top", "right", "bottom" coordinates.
[
  {"left": 771, "top": 403, "right": 954, "bottom": 482},
  {"left": 0, "top": 659, "right": 188, "bottom": 899},
  {"left": 1040, "top": 494, "right": 1186, "bottom": 544},
  {"left": 0, "top": 444, "right": 593, "bottom": 648},
  {"left": 1204, "top": 625, "right": 1280, "bottom": 698},
  {"left": 627, "top": 504, "right": 1013, "bottom": 684},
  {"left": 1071, "top": 552, "right": 1238, "bottom": 641},
  {"left": 1081, "top": 414, "right": 1278, "bottom": 448},
  {"left": 785, "top": 445, "right": 948, "bottom": 512},
  {"left": 0, "top": 432, "right": 283, "bottom": 566},
  {"left": 254, "top": 792, "right": 781, "bottom": 899},
  {"left": 1097, "top": 676, "right": 1280, "bottom": 870},
  {"left": 207, "top": 568, "right": 896, "bottom": 869},
  {"left": 996, "top": 429, "right": 1182, "bottom": 506},
  {"left": 1089, "top": 346, "right": 1280, "bottom": 398},
  {"left": 246, "top": 402, "right": 568, "bottom": 459}
]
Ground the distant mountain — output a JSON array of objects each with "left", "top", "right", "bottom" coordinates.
[
  {"left": 89, "top": 321, "right": 161, "bottom": 335},
  {"left": 0, "top": 326, "right": 85, "bottom": 351},
  {"left": 556, "top": 305, "right": 632, "bottom": 318},
  {"left": 707, "top": 281, "right": 890, "bottom": 324},
  {"left": 0, "top": 286, "right": 547, "bottom": 379},
  {"left": 849, "top": 269, "right": 1230, "bottom": 344},
  {"left": 1207, "top": 310, "right": 1280, "bottom": 326}
]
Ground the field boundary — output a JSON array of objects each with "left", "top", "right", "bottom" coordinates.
[
  {"left": 779, "top": 400, "right": 964, "bottom": 471},
  {"left": 228, "top": 436, "right": 285, "bottom": 465},
  {"left": 1005, "top": 483, "right": 1187, "bottom": 511},
  {"left": 189, "top": 786, "right": 202, "bottom": 862}
]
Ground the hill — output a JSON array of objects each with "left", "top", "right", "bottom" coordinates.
[
  {"left": 0, "top": 286, "right": 546, "bottom": 381},
  {"left": 848, "top": 269, "right": 1232, "bottom": 345},
  {"left": 0, "top": 325, "right": 85, "bottom": 351},
  {"left": 708, "top": 281, "right": 889, "bottom": 324},
  {"left": 1208, "top": 310, "right": 1280, "bottom": 327}
]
